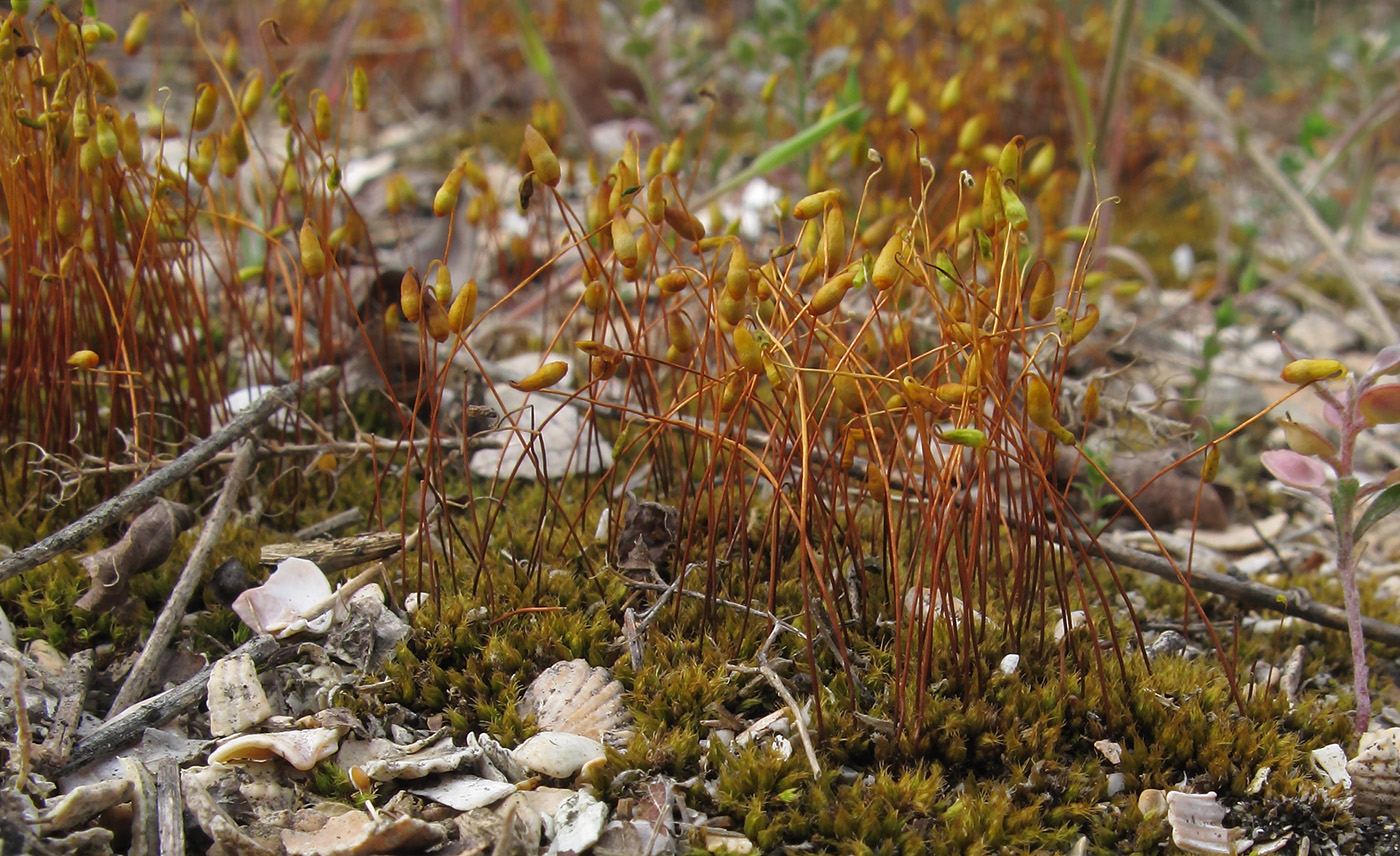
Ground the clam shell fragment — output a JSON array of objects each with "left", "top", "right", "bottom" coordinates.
[
  {"left": 519, "top": 659, "right": 630, "bottom": 742},
  {"left": 207, "top": 653, "right": 273, "bottom": 737},
  {"left": 1348, "top": 727, "right": 1400, "bottom": 817},
  {"left": 512, "top": 731, "right": 606, "bottom": 779},
  {"left": 208, "top": 727, "right": 345, "bottom": 771},
  {"left": 1165, "top": 791, "right": 1241, "bottom": 856}
]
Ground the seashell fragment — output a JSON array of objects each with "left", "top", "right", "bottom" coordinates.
[
  {"left": 282, "top": 809, "right": 445, "bottom": 856},
  {"left": 338, "top": 734, "right": 481, "bottom": 782},
  {"left": 1311, "top": 743, "right": 1351, "bottom": 788},
  {"left": 512, "top": 731, "right": 606, "bottom": 779},
  {"left": 998, "top": 654, "right": 1020, "bottom": 675},
  {"left": 1093, "top": 740, "right": 1123, "bottom": 765},
  {"left": 1348, "top": 727, "right": 1400, "bottom": 817},
  {"left": 1165, "top": 791, "right": 1241, "bottom": 855},
  {"left": 520, "top": 659, "right": 630, "bottom": 742},
  {"left": 1138, "top": 789, "right": 1167, "bottom": 817},
  {"left": 547, "top": 790, "right": 609, "bottom": 856},
  {"left": 411, "top": 776, "right": 516, "bottom": 811},
  {"left": 209, "top": 727, "right": 345, "bottom": 771},
  {"left": 38, "top": 778, "right": 134, "bottom": 834},
  {"left": 207, "top": 653, "right": 273, "bottom": 737},
  {"left": 231, "top": 558, "right": 337, "bottom": 638}
]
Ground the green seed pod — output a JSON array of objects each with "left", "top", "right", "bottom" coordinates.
[
  {"left": 645, "top": 174, "right": 666, "bottom": 225},
  {"left": 718, "top": 289, "right": 747, "bottom": 326},
  {"left": 522, "top": 124, "right": 561, "bottom": 187},
  {"left": 421, "top": 290, "right": 451, "bottom": 343},
  {"left": 55, "top": 198, "right": 78, "bottom": 237},
  {"left": 433, "top": 167, "right": 463, "bottom": 217},
  {"left": 89, "top": 63, "right": 118, "bottom": 98},
  {"left": 998, "top": 136, "right": 1025, "bottom": 184},
  {"left": 733, "top": 323, "right": 765, "bottom": 374},
  {"left": 611, "top": 210, "right": 637, "bottom": 269},
  {"left": 228, "top": 122, "right": 249, "bottom": 163},
  {"left": 12, "top": 0, "right": 31, "bottom": 15},
  {"left": 981, "top": 168, "right": 1006, "bottom": 235},
  {"left": 1028, "top": 261, "right": 1055, "bottom": 320},
  {"left": 299, "top": 220, "right": 326, "bottom": 278},
  {"left": 667, "top": 312, "right": 695, "bottom": 354},
  {"left": 448, "top": 278, "right": 477, "bottom": 333},
  {"left": 119, "top": 112, "right": 141, "bottom": 166},
  {"left": 192, "top": 83, "right": 218, "bottom": 132},
  {"left": 792, "top": 189, "right": 840, "bottom": 221},
  {"left": 726, "top": 243, "right": 750, "bottom": 299},
  {"left": 351, "top": 64, "right": 368, "bottom": 111},
  {"left": 1000, "top": 182, "right": 1029, "bottom": 232},
  {"left": 432, "top": 263, "right": 452, "bottom": 304},
  {"left": 189, "top": 136, "right": 215, "bottom": 183},
  {"left": 511, "top": 361, "right": 569, "bottom": 393},
  {"left": 583, "top": 280, "right": 608, "bottom": 314},
  {"left": 72, "top": 100, "right": 91, "bottom": 141},
  {"left": 939, "top": 72, "right": 963, "bottom": 112},
  {"left": 81, "top": 18, "right": 101, "bottom": 44},
  {"left": 820, "top": 204, "right": 845, "bottom": 277},
  {"left": 399, "top": 268, "right": 421, "bottom": 322},
  {"left": 94, "top": 115, "right": 118, "bottom": 159},
  {"left": 663, "top": 134, "right": 684, "bottom": 175},
  {"left": 123, "top": 11, "right": 149, "bottom": 55},
  {"left": 1025, "top": 141, "right": 1054, "bottom": 185},
  {"left": 957, "top": 114, "right": 988, "bottom": 153},
  {"left": 311, "top": 90, "right": 332, "bottom": 140},
  {"left": 663, "top": 204, "right": 704, "bottom": 241},
  {"left": 808, "top": 269, "right": 855, "bottom": 316},
  {"left": 239, "top": 69, "right": 265, "bottom": 118},
  {"left": 940, "top": 428, "right": 987, "bottom": 448},
  {"left": 872, "top": 233, "right": 903, "bottom": 291}
]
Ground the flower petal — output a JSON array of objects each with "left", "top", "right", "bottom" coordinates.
[{"left": 1261, "top": 449, "right": 1329, "bottom": 490}]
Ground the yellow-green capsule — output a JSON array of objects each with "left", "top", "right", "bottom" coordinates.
[
  {"left": 68, "top": 349, "right": 99, "bottom": 369},
  {"left": 522, "top": 124, "right": 561, "bottom": 187},
  {"left": 192, "top": 82, "right": 218, "bottom": 132},
  {"left": 611, "top": 210, "right": 638, "bottom": 269},
  {"left": 351, "top": 65, "right": 368, "bottom": 111},
  {"left": 808, "top": 269, "right": 855, "bottom": 316},
  {"left": 95, "top": 116, "right": 119, "bottom": 160},
  {"left": 311, "top": 90, "right": 332, "bottom": 140},
  {"left": 733, "top": 323, "right": 765, "bottom": 375},
  {"left": 511, "top": 361, "right": 569, "bottom": 392},
  {"left": 433, "top": 167, "right": 463, "bottom": 217},
  {"left": 448, "top": 278, "right": 478, "bottom": 333},
  {"left": 1280, "top": 359, "right": 1347, "bottom": 385},
  {"left": 400, "top": 268, "right": 421, "bottom": 322},
  {"left": 239, "top": 70, "right": 265, "bottom": 118},
  {"left": 792, "top": 189, "right": 840, "bottom": 221},
  {"left": 299, "top": 220, "right": 326, "bottom": 278},
  {"left": 123, "top": 11, "right": 150, "bottom": 55}
]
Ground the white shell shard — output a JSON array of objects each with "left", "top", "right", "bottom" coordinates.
[
  {"left": 547, "top": 790, "right": 609, "bottom": 856},
  {"left": 281, "top": 809, "right": 445, "bottom": 856},
  {"left": 207, "top": 653, "right": 273, "bottom": 737},
  {"left": 1348, "top": 727, "right": 1400, "bottom": 817},
  {"left": 1310, "top": 743, "right": 1351, "bottom": 788},
  {"left": 231, "top": 558, "right": 337, "bottom": 638},
  {"left": 1094, "top": 740, "right": 1123, "bottom": 765},
  {"left": 998, "top": 654, "right": 1020, "bottom": 676},
  {"left": 411, "top": 776, "right": 516, "bottom": 811},
  {"left": 1165, "top": 791, "right": 1241, "bottom": 855},
  {"left": 38, "top": 779, "right": 134, "bottom": 834},
  {"left": 208, "top": 727, "right": 345, "bottom": 771},
  {"left": 520, "top": 659, "right": 630, "bottom": 742},
  {"left": 340, "top": 734, "right": 482, "bottom": 782},
  {"left": 512, "top": 731, "right": 607, "bottom": 779}
]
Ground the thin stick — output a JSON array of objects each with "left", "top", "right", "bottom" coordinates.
[
  {"left": 107, "top": 439, "right": 257, "bottom": 719},
  {"left": 1094, "top": 534, "right": 1400, "bottom": 647},
  {"left": 0, "top": 365, "right": 340, "bottom": 585},
  {"left": 58, "top": 634, "right": 280, "bottom": 777},
  {"left": 758, "top": 625, "right": 821, "bottom": 777}
]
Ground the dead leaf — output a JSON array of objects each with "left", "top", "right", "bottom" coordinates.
[
  {"left": 76, "top": 500, "right": 194, "bottom": 618},
  {"left": 616, "top": 495, "right": 678, "bottom": 575}
]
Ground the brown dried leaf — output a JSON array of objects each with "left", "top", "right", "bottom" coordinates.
[{"left": 76, "top": 500, "right": 195, "bottom": 617}]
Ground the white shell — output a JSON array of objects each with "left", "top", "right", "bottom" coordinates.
[
  {"left": 232, "top": 558, "right": 336, "bottom": 638},
  {"left": 207, "top": 653, "right": 273, "bottom": 737},
  {"left": 547, "top": 790, "right": 609, "bottom": 856},
  {"left": 338, "top": 734, "right": 481, "bottom": 782},
  {"left": 208, "top": 727, "right": 344, "bottom": 771},
  {"left": 1310, "top": 744, "right": 1351, "bottom": 787},
  {"left": 281, "top": 809, "right": 444, "bottom": 856},
  {"left": 998, "top": 654, "right": 1020, "bottom": 675},
  {"left": 520, "top": 659, "right": 629, "bottom": 742},
  {"left": 1348, "top": 727, "right": 1400, "bottom": 817},
  {"left": 1093, "top": 740, "right": 1123, "bottom": 765},
  {"left": 1165, "top": 791, "right": 1241, "bottom": 855},
  {"left": 512, "top": 731, "right": 606, "bottom": 779},
  {"left": 410, "top": 776, "right": 516, "bottom": 811}
]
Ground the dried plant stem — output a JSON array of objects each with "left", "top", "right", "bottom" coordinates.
[
  {"left": 0, "top": 365, "right": 340, "bottom": 585},
  {"left": 106, "top": 440, "right": 257, "bottom": 719},
  {"left": 759, "top": 625, "right": 821, "bottom": 778}
]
